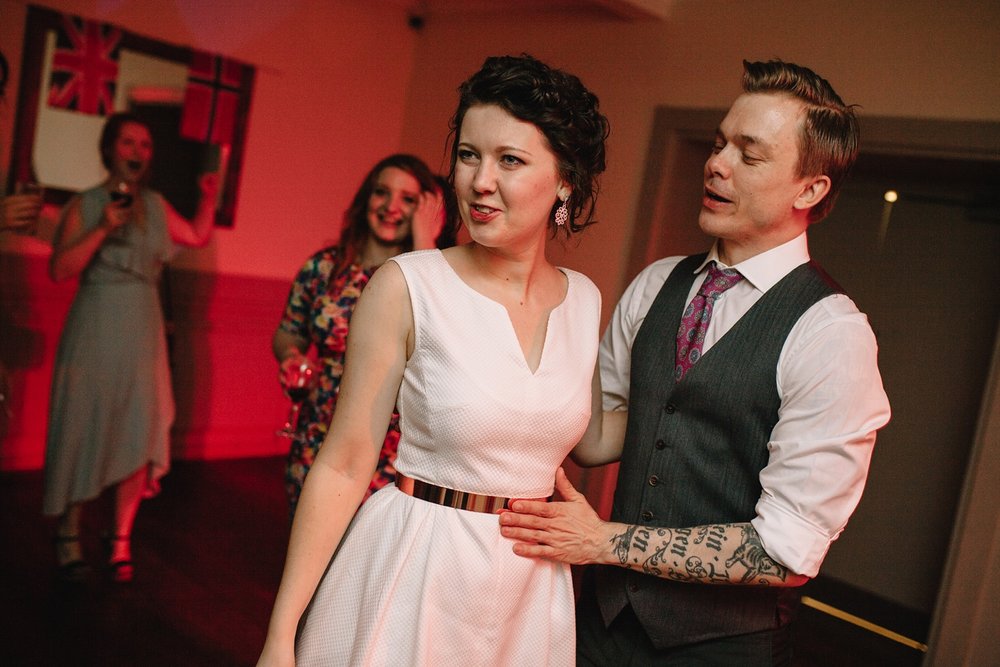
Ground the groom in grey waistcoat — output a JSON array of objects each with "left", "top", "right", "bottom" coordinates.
[{"left": 500, "top": 59, "right": 891, "bottom": 664}]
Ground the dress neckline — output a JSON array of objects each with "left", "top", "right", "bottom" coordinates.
[{"left": 431, "top": 249, "right": 571, "bottom": 376}]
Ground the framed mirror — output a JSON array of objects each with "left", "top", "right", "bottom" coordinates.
[{"left": 8, "top": 5, "right": 255, "bottom": 227}]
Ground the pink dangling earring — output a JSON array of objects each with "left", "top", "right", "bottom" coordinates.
[{"left": 554, "top": 197, "right": 569, "bottom": 227}]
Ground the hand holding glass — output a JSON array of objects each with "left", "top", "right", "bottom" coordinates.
[
  {"left": 110, "top": 180, "right": 134, "bottom": 207},
  {"left": 104, "top": 181, "right": 134, "bottom": 243},
  {"left": 1, "top": 181, "right": 44, "bottom": 232}
]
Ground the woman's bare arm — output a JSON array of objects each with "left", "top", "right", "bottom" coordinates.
[{"left": 257, "top": 263, "right": 413, "bottom": 665}]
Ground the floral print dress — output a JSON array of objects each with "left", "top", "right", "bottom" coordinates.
[{"left": 278, "top": 247, "right": 400, "bottom": 513}]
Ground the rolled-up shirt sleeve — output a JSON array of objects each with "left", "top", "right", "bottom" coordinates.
[
  {"left": 752, "top": 293, "right": 891, "bottom": 577},
  {"left": 599, "top": 297, "right": 636, "bottom": 413},
  {"left": 600, "top": 257, "right": 684, "bottom": 412}
]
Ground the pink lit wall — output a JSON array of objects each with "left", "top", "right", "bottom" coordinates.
[
  {"left": 0, "top": 0, "right": 431, "bottom": 469},
  {"left": 1, "top": 0, "right": 429, "bottom": 280}
]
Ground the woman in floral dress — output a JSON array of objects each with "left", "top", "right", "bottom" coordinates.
[{"left": 272, "top": 154, "right": 457, "bottom": 514}]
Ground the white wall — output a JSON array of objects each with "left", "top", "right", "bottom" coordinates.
[{"left": 401, "top": 0, "right": 1000, "bottom": 320}]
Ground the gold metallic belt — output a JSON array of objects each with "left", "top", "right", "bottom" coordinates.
[{"left": 395, "top": 473, "right": 549, "bottom": 514}]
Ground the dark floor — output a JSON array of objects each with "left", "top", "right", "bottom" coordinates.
[{"left": 0, "top": 456, "right": 927, "bottom": 666}]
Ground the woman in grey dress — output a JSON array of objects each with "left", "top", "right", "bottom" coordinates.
[{"left": 45, "top": 112, "right": 218, "bottom": 583}]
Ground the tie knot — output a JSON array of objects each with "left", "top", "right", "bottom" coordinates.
[{"left": 698, "top": 262, "right": 743, "bottom": 298}]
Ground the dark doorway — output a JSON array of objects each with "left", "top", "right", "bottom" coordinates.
[
  {"left": 808, "top": 153, "right": 1000, "bottom": 617},
  {"left": 130, "top": 102, "right": 218, "bottom": 220}
]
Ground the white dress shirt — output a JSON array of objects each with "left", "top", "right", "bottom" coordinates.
[{"left": 599, "top": 233, "right": 891, "bottom": 577}]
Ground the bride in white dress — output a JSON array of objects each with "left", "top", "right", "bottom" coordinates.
[{"left": 257, "top": 54, "right": 610, "bottom": 667}]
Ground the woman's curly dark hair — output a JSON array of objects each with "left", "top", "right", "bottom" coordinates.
[{"left": 447, "top": 54, "right": 610, "bottom": 236}]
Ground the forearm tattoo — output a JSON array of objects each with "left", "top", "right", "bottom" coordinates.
[{"left": 608, "top": 522, "right": 789, "bottom": 584}]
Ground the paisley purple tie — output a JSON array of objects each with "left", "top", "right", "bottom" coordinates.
[{"left": 674, "top": 261, "right": 744, "bottom": 382}]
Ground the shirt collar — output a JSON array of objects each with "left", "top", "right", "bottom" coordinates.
[{"left": 695, "top": 232, "right": 811, "bottom": 293}]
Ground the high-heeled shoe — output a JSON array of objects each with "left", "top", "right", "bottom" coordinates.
[
  {"left": 102, "top": 534, "right": 134, "bottom": 584},
  {"left": 53, "top": 534, "right": 91, "bottom": 584}
]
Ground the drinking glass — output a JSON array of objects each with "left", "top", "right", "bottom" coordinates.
[
  {"left": 276, "top": 360, "right": 317, "bottom": 439},
  {"left": 15, "top": 180, "right": 44, "bottom": 198},
  {"left": 105, "top": 180, "right": 134, "bottom": 243},
  {"left": 109, "top": 179, "right": 134, "bottom": 207}
]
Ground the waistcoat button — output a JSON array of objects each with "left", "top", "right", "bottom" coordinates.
[
  {"left": 664, "top": 403, "right": 676, "bottom": 414},
  {"left": 641, "top": 510, "right": 653, "bottom": 521},
  {"left": 655, "top": 439, "right": 666, "bottom": 450},
  {"left": 648, "top": 475, "right": 659, "bottom": 486}
]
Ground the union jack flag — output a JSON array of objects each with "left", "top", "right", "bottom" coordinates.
[
  {"left": 46, "top": 15, "right": 121, "bottom": 115},
  {"left": 180, "top": 51, "right": 244, "bottom": 145}
]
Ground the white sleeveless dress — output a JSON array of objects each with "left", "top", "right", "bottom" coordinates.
[{"left": 295, "top": 249, "right": 601, "bottom": 667}]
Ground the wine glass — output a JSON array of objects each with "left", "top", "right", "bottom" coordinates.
[
  {"left": 105, "top": 180, "right": 134, "bottom": 243},
  {"left": 276, "top": 360, "right": 317, "bottom": 439},
  {"left": 15, "top": 179, "right": 45, "bottom": 199},
  {"left": 109, "top": 179, "right": 135, "bottom": 207}
]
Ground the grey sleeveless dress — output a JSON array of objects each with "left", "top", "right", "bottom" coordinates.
[{"left": 43, "top": 186, "right": 177, "bottom": 516}]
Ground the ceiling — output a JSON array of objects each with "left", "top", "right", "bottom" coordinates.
[{"left": 396, "top": 0, "right": 676, "bottom": 21}]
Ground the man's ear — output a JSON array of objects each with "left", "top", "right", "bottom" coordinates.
[{"left": 793, "top": 175, "right": 831, "bottom": 212}]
